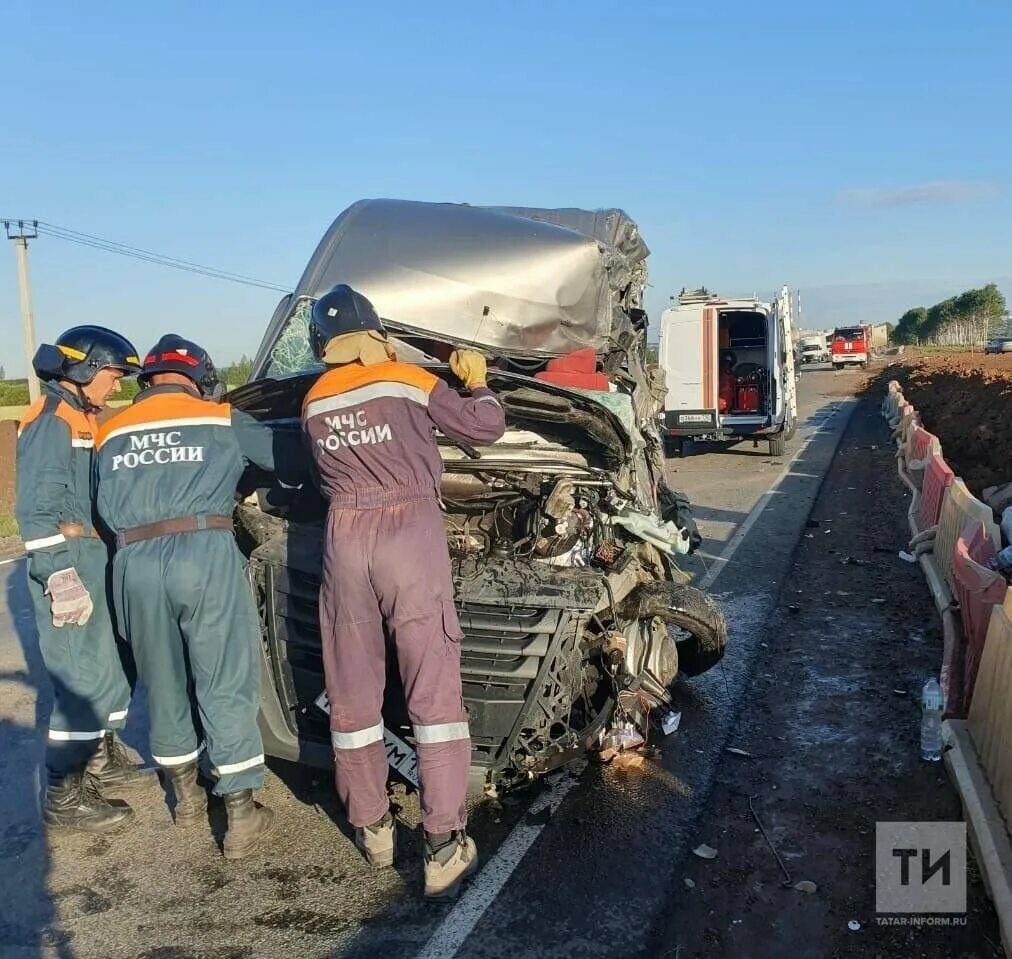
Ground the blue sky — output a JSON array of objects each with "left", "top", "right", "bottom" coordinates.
[{"left": 2, "top": 0, "right": 1010, "bottom": 375}]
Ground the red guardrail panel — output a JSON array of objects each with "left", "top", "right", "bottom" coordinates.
[
  {"left": 909, "top": 424, "right": 942, "bottom": 464},
  {"left": 953, "top": 523, "right": 1008, "bottom": 714},
  {"left": 914, "top": 453, "right": 955, "bottom": 535}
]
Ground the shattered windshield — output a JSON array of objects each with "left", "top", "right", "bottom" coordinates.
[{"left": 263, "top": 296, "right": 321, "bottom": 378}]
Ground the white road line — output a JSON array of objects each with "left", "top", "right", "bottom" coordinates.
[
  {"left": 0, "top": 555, "right": 25, "bottom": 568},
  {"left": 416, "top": 762, "right": 586, "bottom": 959},
  {"left": 416, "top": 399, "right": 857, "bottom": 959}
]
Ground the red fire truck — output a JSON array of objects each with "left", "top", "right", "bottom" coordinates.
[{"left": 831, "top": 324, "right": 871, "bottom": 370}]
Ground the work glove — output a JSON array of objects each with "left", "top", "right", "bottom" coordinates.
[
  {"left": 46, "top": 568, "right": 94, "bottom": 628},
  {"left": 449, "top": 350, "right": 488, "bottom": 390}
]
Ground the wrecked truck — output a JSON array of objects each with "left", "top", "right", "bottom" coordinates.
[{"left": 229, "top": 199, "right": 728, "bottom": 793}]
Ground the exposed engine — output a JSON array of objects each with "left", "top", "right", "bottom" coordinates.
[{"left": 442, "top": 473, "right": 689, "bottom": 571}]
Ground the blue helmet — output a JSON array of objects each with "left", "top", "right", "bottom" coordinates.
[
  {"left": 33, "top": 325, "right": 141, "bottom": 385},
  {"left": 309, "top": 284, "right": 384, "bottom": 360},
  {"left": 140, "top": 334, "right": 221, "bottom": 397}
]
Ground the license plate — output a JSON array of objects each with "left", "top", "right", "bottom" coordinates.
[
  {"left": 314, "top": 690, "right": 419, "bottom": 787},
  {"left": 679, "top": 413, "right": 711, "bottom": 424}
]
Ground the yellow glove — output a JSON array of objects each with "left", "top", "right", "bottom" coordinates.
[{"left": 449, "top": 349, "right": 488, "bottom": 390}]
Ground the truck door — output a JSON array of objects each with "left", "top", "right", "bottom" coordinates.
[
  {"left": 660, "top": 304, "right": 718, "bottom": 432},
  {"left": 776, "top": 287, "right": 798, "bottom": 426}
]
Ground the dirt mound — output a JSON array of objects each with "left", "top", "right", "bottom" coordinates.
[{"left": 869, "top": 351, "right": 1012, "bottom": 495}]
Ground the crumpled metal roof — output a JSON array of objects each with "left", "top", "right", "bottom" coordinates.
[{"left": 291, "top": 199, "right": 649, "bottom": 357}]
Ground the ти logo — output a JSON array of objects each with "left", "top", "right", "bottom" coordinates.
[{"left": 876, "top": 822, "right": 966, "bottom": 914}]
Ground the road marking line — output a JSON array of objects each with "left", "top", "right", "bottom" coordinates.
[
  {"left": 0, "top": 555, "right": 25, "bottom": 568},
  {"left": 416, "top": 762, "right": 586, "bottom": 959},
  {"left": 415, "top": 398, "right": 857, "bottom": 959}
]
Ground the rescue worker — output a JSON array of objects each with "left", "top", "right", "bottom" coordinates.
[
  {"left": 302, "top": 284, "right": 505, "bottom": 899},
  {"left": 93, "top": 334, "right": 283, "bottom": 859},
  {"left": 16, "top": 326, "right": 147, "bottom": 832}
]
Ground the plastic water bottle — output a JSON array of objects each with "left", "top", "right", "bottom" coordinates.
[{"left": 920, "top": 678, "right": 943, "bottom": 762}]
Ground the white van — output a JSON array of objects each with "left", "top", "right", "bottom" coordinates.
[{"left": 658, "top": 286, "right": 798, "bottom": 457}]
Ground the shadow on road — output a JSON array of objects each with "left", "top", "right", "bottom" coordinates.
[{"left": 1, "top": 561, "right": 74, "bottom": 957}]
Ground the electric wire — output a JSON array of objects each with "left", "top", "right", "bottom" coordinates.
[{"left": 2, "top": 218, "right": 290, "bottom": 293}]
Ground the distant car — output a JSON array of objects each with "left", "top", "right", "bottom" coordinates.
[{"left": 984, "top": 338, "right": 1012, "bottom": 354}]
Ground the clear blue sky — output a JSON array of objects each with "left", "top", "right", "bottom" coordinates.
[{"left": 2, "top": 0, "right": 1010, "bottom": 375}]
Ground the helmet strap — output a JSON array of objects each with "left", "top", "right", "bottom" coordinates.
[{"left": 74, "top": 382, "right": 100, "bottom": 414}]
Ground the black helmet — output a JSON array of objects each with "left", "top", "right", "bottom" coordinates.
[
  {"left": 33, "top": 325, "right": 141, "bottom": 385},
  {"left": 139, "top": 334, "right": 221, "bottom": 397},
  {"left": 310, "top": 284, "right": 384, "bottom": 360}
]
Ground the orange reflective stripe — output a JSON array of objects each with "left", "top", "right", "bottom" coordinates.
[
  {"left": 302, "top": 361, "right": 438, "bottom": 412},
  {"left": 55, "top": 403, "right": 95, "bottom": 442},
  {"left": 97, "top": 394, "right": 232, "bottom": 449},
  {"left": 17, "top": 397, "right": 94, "bottom": 442},
  {"left": 16, "top": 397, "right": 47, "bottom": 437}
]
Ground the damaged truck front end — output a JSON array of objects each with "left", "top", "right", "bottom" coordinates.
[{"left": 233, "top": 200, "right": 728, "bottom": 792}]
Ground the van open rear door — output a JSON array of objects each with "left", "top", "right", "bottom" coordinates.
[
  {"left": 771, "top": 287, "right": 798, "bottom": 427},
  {"left": 659, "top": 303, "right": 719, "bottom": 437}
]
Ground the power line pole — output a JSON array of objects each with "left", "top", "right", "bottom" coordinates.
[{"left": 4, "top": 219, "right": 40, "bottom": 402}]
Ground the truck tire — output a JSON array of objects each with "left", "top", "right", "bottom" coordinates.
[
  {"left": 769, "top": 433, "right": 786, "bottom": 457},
  {"left": 619, "top": 581, "right": 728, "bottom": 678}
]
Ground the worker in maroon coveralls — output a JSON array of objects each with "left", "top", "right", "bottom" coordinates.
[{"left": 302, "top": 284, "right": 505, "bottom": 899}]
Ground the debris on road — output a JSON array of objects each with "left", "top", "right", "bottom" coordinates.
[
  {"left": 684, "top": 878, "right": 696, "bottom": 889},
  {"left": 748, "top": 794, "right": 793, "bottom": 887},
  {"left": 848, "top": 921, "right": 862, "bottom": 932},
  {"left": 661, "top": 710, "right": 682, "bottom": 736},
  {"left": 794, "top": 880, "right": 818, "bottom": 895},
  {"left": 897, "top": 550, "right": 916, "bottom": 563},
  {"left": 692, "top": 843, "right": 719, "bottom": 860},
  {"left": 725, "top": 747, "right": 752, "bottom": 758}
]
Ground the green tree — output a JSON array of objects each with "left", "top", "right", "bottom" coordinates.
[
  {"left": 220, "top": 354, "right": 254, "bottom": 386},
  {"left": 893, "top": 307, "right": 927, "bottom": 344}
]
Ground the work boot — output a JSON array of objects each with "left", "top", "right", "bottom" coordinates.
[
  {"left": 423, "top": 831, "right": 478, "bottom": 899},
  {"left": 44, "top": 769, "right": 135, "bottom": 833},
  {"left": 165, "top": 761, "right": 208, "bottom": 826},
  {"left": 355, "top": 811, "right": 396, "bottom": 868},
  {"left": 86, "top": 732, "right": 147, "bottom": 789},
  {"left": 222, "top": 790, "right": 275, "bottom": 860}
]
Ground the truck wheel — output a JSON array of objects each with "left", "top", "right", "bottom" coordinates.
[
  {"left": 769, "top": 433, "right": 786, "bottom": 457},
  {"left": 620, "top": 581, "right": 728, "bottom": 677},
  {"left": 832, "top": 363, "right": 842, "bottom": 371}
]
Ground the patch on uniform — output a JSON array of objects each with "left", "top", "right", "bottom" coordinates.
[{"left": 327, "top": 307, "right": 339, "bottom": 317}]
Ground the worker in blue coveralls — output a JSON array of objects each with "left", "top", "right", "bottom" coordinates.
[
  {"left": 93, "top": 334, "right": 289, "bottom": 859},
  {"left": 16, "top": 326, "right": 147, "bottom": 833}
]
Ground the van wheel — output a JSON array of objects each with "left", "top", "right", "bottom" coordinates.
[
  {"left": 620, "top": 582, "right": 728, "bottom": 677},
  {"left": 769, "top": 433, "right": 786, "bottom": 457}
]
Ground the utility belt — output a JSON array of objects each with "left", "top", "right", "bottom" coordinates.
[
  {"left": 114, "top": 514, "right": 233, "bottom": 549},
  {"left": 58, "top": 522, "right": 103, "bottom": 541}
]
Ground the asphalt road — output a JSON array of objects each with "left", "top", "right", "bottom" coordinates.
[{"left": 0, "top": 366, "right": 865, "bottom": 959}]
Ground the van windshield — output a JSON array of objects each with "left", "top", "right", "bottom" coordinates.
[{"left": 263, "top": 297, "right": 322, "bottom": 377}]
